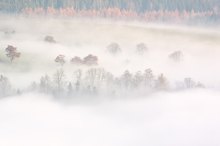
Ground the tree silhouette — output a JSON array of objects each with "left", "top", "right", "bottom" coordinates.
[
  {"left": 55, "top": 55, "right": 65, "bottom": 66},
  {"left": 5, "top": 45, "right": 21, "bottom": 63}
]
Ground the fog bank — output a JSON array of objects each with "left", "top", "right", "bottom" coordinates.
[{"left": 0, "top": 89, "right": 220, "bottom": 146}]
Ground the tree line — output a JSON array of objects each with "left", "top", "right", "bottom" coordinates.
[
  {"left": 0, "top": 67, "right": 204, "bottom": 98},
  {"left": 0, "top": 44, "right": 204, "bottom": 98},
  {"left": 0, "top": 0, "right": 219, "bottom": 13}
]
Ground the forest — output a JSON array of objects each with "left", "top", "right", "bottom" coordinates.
[
  {"left": 0, "top": 0, "right": 219, "bottom": 12},
  {"left": 0, "top": 0, "right": 219, "bottom": 24}
]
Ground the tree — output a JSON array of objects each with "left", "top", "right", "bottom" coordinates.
[
  {"left": 44, "top": 35, "right": 56, "bottom": 43},
  {"left": 53, "top": 69, "right": 66, "bottom": 92},
  {"left": 120, "top": 70, "right": 132, "bottom": 89},
  {"left": 83, "top": 54, "right": 98, "bottom": 66},
  {"left": 156, "top": 74, "right": 168, "bottom": 90},
  {"left": 133, "top": 71, "right": 143, "bottom": 88},
  {"left": 55, "top": 55, "right": 65, "bottom": 66},
  {"left": 143, "top": 68, "right": 154, "bottom": 87},
  {"left": 184, "top": 78, "right": 195, "bottom": 88},
  {"left": 0, "top": 75, "right": 11, "bottom": 97},
  {"left": 169, "top": 50, "right": 183, "bottom": 62},
  {"left": 136, "top": 43, "right": 148, "bottom": 55},
  {"left": 73, "top": 69, "right": 82, "bottom": 91},
  {"left": 5, "top": 45, "right": 21, "bottom": 63},
  {"left": 67, "top": 82, "right": 73, "bottom": 95},
  {"left": 106, "top": 43, "right": 121, "bottom": 55},
  {"left": 40, "top": 75, "right": 51, "bottom": 93},
  {"left": 71, "top": 56, "right": 83, "bottom": 65}
]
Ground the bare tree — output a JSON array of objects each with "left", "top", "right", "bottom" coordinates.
[
  {"left": 73, "top": 69, "right": 82, "bottom": 91},
  {"left": 40, "top": 75, "right": 51, "bottom": 93},
  {"left": 0, "top": 75, "right": 11, "bottom": 97},
  {"left": 53, "top": 69, "right": 66, "bottom": 92},
  {"left": 5, "top": 45, "right": 21, "bottom": 63},
  {"left": 184, "top": 78, "right": 196, "bottom": 88},
  {"left": 169, "top": 51, "right": 183, "bottom": 62},
  {"left": 67, "top": 82, "right": 73, "bottom": 95}
]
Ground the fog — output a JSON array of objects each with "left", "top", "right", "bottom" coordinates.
[
  {"left": 1, "top": 90, "right": 220, "bottom": 146},
  {"left": 1, "top": 16, "right": 220, "bottom": 88},
  {"left": 0, "top": 15, "right": 220, "bottom": 145}
]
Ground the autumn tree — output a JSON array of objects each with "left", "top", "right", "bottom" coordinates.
[{"left": 5, "top": 45, "right": 21, "bottom": 63}]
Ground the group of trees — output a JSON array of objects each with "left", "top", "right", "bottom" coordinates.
[
  {"left": 0, "top": 67, "right": 204, "bottom": 98},
  {"left": 0, "top": 0, "right": 219, "bottom": 23},
  {"left": 1, "top": 0, "right": 219, "bottom": 13},
  {"left": 0, "top": 44, "right": 203, "bottom": 98},
  {"left": 55, "top": 54, "right": 98, "bottom": 66},
  {"left": 20, "top": 7, "right": 219, "bottom": 23}
]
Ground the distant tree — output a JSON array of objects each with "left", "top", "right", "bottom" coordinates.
[
  {"left": 67, "top": 82, "right": 73, "bottom": 95},
  {"left": 40, "top": 75, "right": 51, "bottom": 93},
  {"left": 75, "top": 80, "right": 80, "bottom": 92},
  {"left": 0, "top": 75, "right": 11, "bottom": 97},
  {"left": 83, "top": 54, "right": 98, "bottom": 65},
  {"left": 143, "top": 68, "right": 154, "bottom": 87},
  {"left": 184, "top": 78, "right": 196, "bottom": 88},
  {"left": 169, "top": 50, "right": 183, "bottom": 62},
  {"left": 53, "top": 69, "right": 66, "bottom": 92},
  {"left": 121, "top": 70, "right": 132, "bottom": 89},
  {"left": 107, "top": 43, "right": 121, "bottom": 55},
  {"left": 156, "top": 74, "right": 168, "bottom": 90},
  {"left": 196, "top": 82, "right": 205, "bottom": 88},
  {"left": 136, "top": 43, "right": 148, "bottom": 55},
  {"left": 73, "top": 69, "right": 82, "bottom": 82},
  {"left": 55, "top": 55, "right": 65, "bottom": 66},
  {"left": 44, "top": 35, "right": 56, "bottom": 43},
  {"left": 73, "top": 69, "right": 82, "bottom": 91},
  {"left": 85, "top": 68, "right": 98, "bottom": 87},
  {"left": 29, "top": 81, "right": 38, "bottom": 91},
  {"left": 71, "top": 55, "right": 98, "bottom": 66},
  {"left": 133, "top": 71, "right": 143, "bottom": 88},
  {"left": 5, "top": 45, "right": 21, "bottom": 63},
  {"left": 70, "top": 56, "right": 83, "bottom": 65}
]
